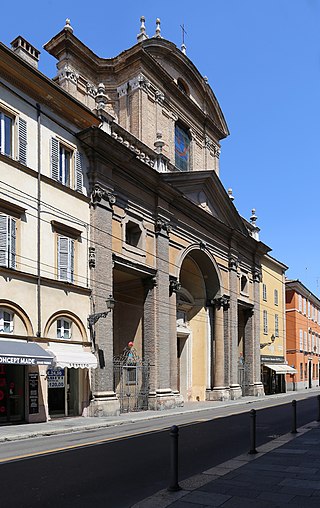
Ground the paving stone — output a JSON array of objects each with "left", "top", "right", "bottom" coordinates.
[
  {"left": 257, "top": 490, "right": 295, "bottom": 503},
  {"left": 178, "top": 491, "right": 231, "bottom": 506},
  {"left": 218, "top": 496, "right": 274, "bottom": 507},
  {"left": 280, "top": 478, "right": 320, "bottom": 490}
]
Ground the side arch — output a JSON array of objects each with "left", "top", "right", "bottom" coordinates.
[
  {"left": 0, "top": 299, "right": 34, "bottom": 336},
  {"left": 44, "top": 310, "right": 88, "bottom": 342}
]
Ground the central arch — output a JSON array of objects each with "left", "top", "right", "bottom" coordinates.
[{"left": 175, "top": 247, "right": 222, "bottom": 402}]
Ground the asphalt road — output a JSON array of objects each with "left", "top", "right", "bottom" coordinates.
[{"left": 0, "top": 395, "right": 318, "bottom": 508}]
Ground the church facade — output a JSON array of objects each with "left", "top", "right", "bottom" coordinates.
[{"left": 43, "top": 18, "right": 269, "bottom": 415}]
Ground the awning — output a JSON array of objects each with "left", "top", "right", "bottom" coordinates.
[
  {"left": 0, "top": 339, "right": 54, "bottom": 366},
  {"left": 264, "top": 364, "right": 297, "bottom": 374},
  {"left": 47, "top": 343, "right": 98, "bottom": 369}
]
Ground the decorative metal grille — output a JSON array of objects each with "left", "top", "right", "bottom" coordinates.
[{"left": 113, "top": 345, "right": 149, "bottom": 413}]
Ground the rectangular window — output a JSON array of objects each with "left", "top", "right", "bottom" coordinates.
[
  {"left": 298, "top": 294, "right": 302, "bottom": 312},
  {"left": 300, "top": 362, "right": 303, "bottom": 380},
  {"left": 312, "top": 334, "right": 315, "bottom": 353},
  {"left": 262, "top": 283, "right": 267, "bottom": 301},
  {"left": 303, "top": 298, "right": 306, "bottom": 315},
  {"left": 0, "top": 213, "right": 16, "bottom": 269},
  {"left": 57, "top": 236, "right": 74, "bottom": 283},
  {"left": 274, "top": 289, "right": 278, "bottom": 306},
  {"left": 299, "top": 329, "right": 303, "bottom": 351},
  {"left": 275, "top": 314, "right": 279, "bottom": 337},
  {"left": 263, "top": 310, "right": 268, "bottom": 334},
  {"left": 304, "top": 331, "right": 307, "bottom": 352},
  {"left": 0, "top": 309, "right": 13, "bottom": 333},
  {"left": 308, "top": 301, "right": 311, "bottom": 318},
  {"left": 0, "top": 111, "right": 13, "bottom": 157},
  {"left": 57, "top": 319, "right": 71, "bottom": 339},
  {"left": 51, "top": 138, "right": 83, "bottom": 192},
  {"left": 175, "top": 124, "right": 190, "bottom": 171}
]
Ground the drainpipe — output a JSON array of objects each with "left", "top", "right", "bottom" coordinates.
[{"left": 36, "top": 103, "right": 41, "bottom": 337}]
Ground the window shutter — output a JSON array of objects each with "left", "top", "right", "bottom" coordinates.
[
  {"left": 68, "top": 239, "right": 74, "bottom": 283},
  {"left": 75, "top": 151, "right": 84, "bottom": 193},
  {"left": 0, "top": 214, "right": 8, "bottom": 267},
  {"left": 58, "top": 236, "right": 69, "bottom": 281},
  {"left": 51, "top": 138, "right": 60, "bottom": 181},
  {"left": 18, "top": 118, "right": 27, "bottom": 165},
  {"left": 9, "top": 218, "right": 16, "bottom": 269}
]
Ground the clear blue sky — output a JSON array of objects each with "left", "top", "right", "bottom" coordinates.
[{"left": 2, "top": 1, "right": 320, "bottom": 295}]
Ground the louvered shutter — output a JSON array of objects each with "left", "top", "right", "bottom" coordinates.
[
  {"left": 75, "top": 151, "right": 84, "bottom": 193},
  {"left": 51, "top": 138, "right": 60, "bottom": 181},
  {"left": 9, "top": 218, "right": 16, "bottom": 269},
  {"left": 58, "top": 236, "right": 69, "bottom": 281},
  {"left": 0, "top": 214, "right": 8, "bottom": 267},
  {"left": 68, "top": 239, "right": 74, "bottom": 283},
  {"left": 18, "top": 118, "right": 27, "bottom": 165}
]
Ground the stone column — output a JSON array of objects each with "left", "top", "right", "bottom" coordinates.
[
  {"left": 143, "top": 277, "right": 157, "bottom": 394},
  {"left": 228, "top": 256, "right": 242, "bottom": 399},
  {"left": 211, "top": 297, "right": 230, "bottom": 401},
  {"left": 149, "top": 216, "right": 175, "bottom": 410},
  {"left": 244, "top": 308, "right": 254, "bottom": 395},
  {"left": 253, "top": 267, "right": 264, "bottom": 396},
  {"left": 89, "top": 185, "right": 120, "bottom": 417}
]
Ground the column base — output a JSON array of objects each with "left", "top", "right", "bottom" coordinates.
[
  {"left": 229, "top": 384, "right": 243, "bottom": 400},
  {"left": 206, "top": 387, "right": 230, "bottom": 401},
  {"left": 88, "top": 391, "right": 120, "bottom": 417},
  {"left": 246, "top": 383, "right": 265, "bottom": 397},
  {"left": 148, "top": 388, "right": 176, "bottom": 410},
  {"left": 172, "top": 390, "right": 184, "bottom": 407}
]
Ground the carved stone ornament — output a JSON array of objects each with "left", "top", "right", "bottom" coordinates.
[
  {"left": 253, "top": 267, "right": 262, "bottom": 283},
  {"left": 228, "top": 256, "right": 239, "bottom": 271},
  {"left": 204, "top": 136, "right": 220, "bottom": 158},
  {"left": 155, "top": 89, "right": 165, "bottom": 105},
  {"left": 214, "top": 295, "right": 230, "bottom": 310},
  {"left": 155, "top": 217, "right": 171, "bottom": 235},
  {"left": 87, "top": 82, "right": 97, "bottom": 98},
  {"left": 89, "top": 246, "right": 96, "bottom": 269},
  {"left": 90, "top": 184, "right": 116, "bottom": 207},
  {"left": 143, "top": 275, "right": 157, "bottom": 290},
  {"left": 169, "top": 279, "right": 182, "bottom": 295},
  {"left": 58, "top": 64, "right": 79, "bottom": 84}
]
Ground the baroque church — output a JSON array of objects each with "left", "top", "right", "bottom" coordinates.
[{"left": 44, "top": 17, "right": 269, "bottom": 416}]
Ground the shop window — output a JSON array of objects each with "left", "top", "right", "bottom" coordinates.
[
  {"left": 175, "top": 123, "right": 190, "bottom": 172},
  {"left": 51, "top": 137, "right": 83, "bottom": 192},
  {"left": 57, "top": 235, "right": 74, "bottom": 283},
  {"left": 0, "top": 213, "right": 16, "bottom": 269},
  {"left": 125, "top": 221, "right": 142, "bottom": 248},
  {"left": 57, "top": 318, "right": 72, "bottom": 340},
  {"left": 0, "top": 309, "right": 13, "bottom": 333}
]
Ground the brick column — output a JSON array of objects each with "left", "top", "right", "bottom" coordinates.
[
  {"left": 228, "top": 256, "right": 242, "bottom": 399},
  {"left": 253, "top": 267, "right": 264, "bottom": 396},
  {"left": 89, "top": 185, "right": 120, "bottom": 416},
  {"left": 143, "top": 277, "right": 157, "bottom": 393},
  {"left": 149, "top": 217, "right": 175, "bottom": 410},
  {"left": 211, "top": 296, "right": 230, "bottom": 401}
]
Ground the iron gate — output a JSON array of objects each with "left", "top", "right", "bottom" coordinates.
[{"left": 113, "top": 345, "right": 149, "bottom": 413}]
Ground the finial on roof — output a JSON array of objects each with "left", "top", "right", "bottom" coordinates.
[
  {"left": 137, "top": 15, "right": 148, "bottom": 42},
  {"left": 155, "top": 18, "right": 162, "bottom": 38},
  {"left": 154, "top": 131, "right": 165, "bottom": 154},
  {"left": 203, "top": 76, "right": 209, "bottom": 84},
  {"left": 64, "top": 18, "right": 73, "bottom": 33},
  {"left": 250, "top": 208, "right": 257, "bottom": 225},
  {"left": 181, "top": 43, "right": 186, "bottom": 55},
  {"left": 228, "top": 188, "right": 234, "bottom": 201}
]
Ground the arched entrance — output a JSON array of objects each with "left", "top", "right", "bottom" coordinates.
[{"left": 176, "top": 248, "right": 221, "bottom": 402}]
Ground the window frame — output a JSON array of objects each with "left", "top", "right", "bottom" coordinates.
[
  {"left": 0, "top": 213, "right": 16, "bottom": 269},
  {"left": 274, "top": 314, "right": 279, "bottom": 337},
  {"left": 57, "top": 318, "right": 72, "bottom": 340},
  {"left": 0, "top": 308, "right": 14, "bottom": 334},
  {"left": 274, "top": 289, "right": 278, "bottom": 306},
  {"left": 57, "top": 235, "right": 75, "bottom": 283},
  {"left": 262, "top": 283, "right": 267, "bottom": 301},
  {"left": 174, "top": 123, "right": 191, "bottom": 172},
  {"left": 263, "top": 310, "right": 268, "bottom": 335},
  {"left": 0, "top": 110, "right": 13, "bottom": 157}
]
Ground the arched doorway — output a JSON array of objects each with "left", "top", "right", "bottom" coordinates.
[{"left": 176, "top": 249, "right": 221, "bottom": 402}]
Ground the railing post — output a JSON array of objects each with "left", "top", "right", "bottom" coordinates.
[
  {"left": 249, "top": 409, "right": 258, "bottom": 454},
  {"left": 291, "top": 399, "right": 297, "bottom": 434},
  {"left": 167, "top": 425, "right": 181, "bottom": 492},
  {"left": 317, "top": 395, "right": 320, "bottom": 422}
]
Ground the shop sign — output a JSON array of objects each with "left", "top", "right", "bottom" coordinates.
[
  {"left": 29, "top": 373, "right": 39, "bottom": 414},
  {"left": 260, "top": 356, "right": 284, "bottom": 363},
  {"left": 47, "top": 368, "right": 65, "bottom": 388},
  {"left": 0, "top": 356, "right": 37, "bottom": 365}
]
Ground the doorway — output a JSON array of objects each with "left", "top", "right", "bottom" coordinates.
[
  {"left": 0, "top": 364, "right": 25, "bottom": 424},
  {"left": 48, "top": 368, "right": 80, "bottom": 417}
]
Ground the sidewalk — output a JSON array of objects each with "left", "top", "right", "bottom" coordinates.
[
  {"left": 133, "top": 422, "right": 320, "bottom": 507},
  {"left": 0, "top": 388, "right": 319, "bottom": 442}
]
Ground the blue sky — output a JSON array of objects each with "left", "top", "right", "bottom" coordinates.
[{"left": 2, "top": 1, "right": 320, "bottom": 295}]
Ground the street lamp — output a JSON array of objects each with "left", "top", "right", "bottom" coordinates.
[{"left": 88, "top": 295, "right": 115, "bottom": 346}]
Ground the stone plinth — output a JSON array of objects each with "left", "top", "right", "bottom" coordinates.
[
  {"left": 88, "top": 391, "right": 120, "bottom": 417},
  {"left": 148, "top": 388, "right": 176, "bottom": 410}
]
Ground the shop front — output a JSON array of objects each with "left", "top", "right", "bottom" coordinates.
[
  {"left": 261, "top": 355, "right": 297, "bottom": 395},
  {"left": 47, "top": 343, "right": 97, "bottom": 417},
  {"left": 0, "top": 339, "right": 54, "bottom": 424}
]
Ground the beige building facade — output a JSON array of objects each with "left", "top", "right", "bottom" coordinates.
[{"left": 0, "top": 36, "right": 99, "bottom": 423}]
